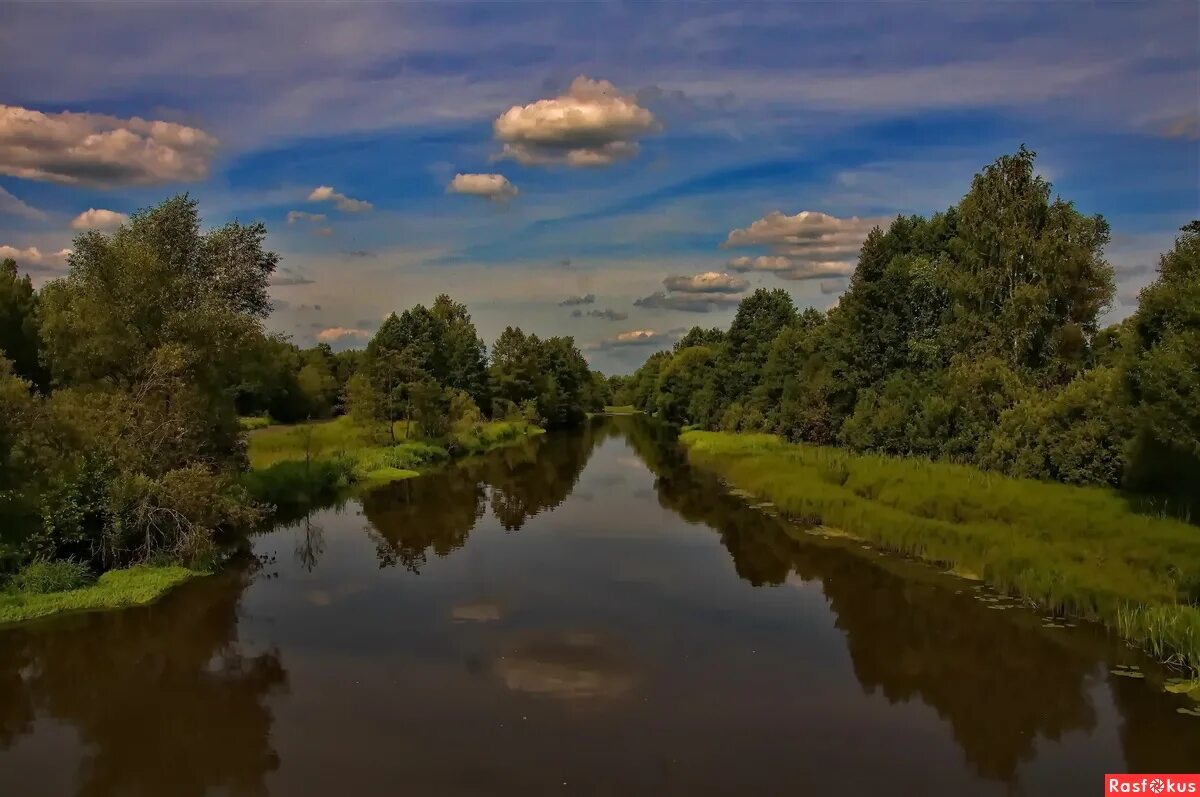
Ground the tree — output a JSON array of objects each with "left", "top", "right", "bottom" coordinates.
[
  {"left": 655, "top": 346, "right": 716, "bottom": 426},
  {"left": 947, "top": 146, "right": 1112, "bottom": 381},
  {"left": 39, "top": 195, "right": 276, "bottom": 467},
  {"left": 0, "top": 259, "right": 47, "bottom": 389},
  {"left": 714, "top": 288, "right": 797, "bottom": 412},
  {"left": 1123, "top": 220, "right": 1200, "bottom": 493},
  {"left": 431, "top": 294, "right": 490, "bottom": 410}
]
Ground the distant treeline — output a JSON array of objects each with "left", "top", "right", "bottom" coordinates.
[
  {"left": 613, "top": 148, "right": 1198, "bottom": 497},
  {"left": 0, "top": 196, "right": 606, "bottom": 577}
]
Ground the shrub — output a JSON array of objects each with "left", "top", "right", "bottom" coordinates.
[{"left": 7, "top": 558, "right": 94, "bottom": 594}]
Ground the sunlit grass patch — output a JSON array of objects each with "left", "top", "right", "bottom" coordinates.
[
  {"left": 681, "top": 430, "right": 1200, "bottom": 673},
  {"left": 0, "top": 565, "right": 203, "bottom": 625},
  {"left": 602, "top": 405, "right": 639, "bottom": 415}
]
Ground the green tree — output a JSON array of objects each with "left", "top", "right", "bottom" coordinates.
[
  {"left": 0, "top": 259, "right": 47, "bottom": 388},
  {"left": 947, "top": 146, "right": 1113, "bottom": 381},
  {"left": 1123, "top": 220, "right": 1200, "bottom": 493},
  {"left": 655, "top": 346, "right": 716, "bottom": 425}
]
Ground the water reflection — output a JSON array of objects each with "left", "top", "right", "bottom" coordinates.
[
  {"left": 2, "top": 417, "right": 1198, "bottom": 796},
  {"left": 617, "top": 416, "right": 1200, "bottom": 784},
  {"left": 0, "top": 567, "right": 285, "bottom": 796}
]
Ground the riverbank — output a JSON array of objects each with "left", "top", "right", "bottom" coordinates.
[
  {"left": 242, "top": 416, "right": 544, "bottom": 509},
  {"left": 0, "top": 565, "right": 204, "bottom": 625},
  {"left": 680, "top": 430, "right": 1200, "bottom": 673}
]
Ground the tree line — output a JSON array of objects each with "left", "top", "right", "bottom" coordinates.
[
  {"left": 0, "top": 196, "right": 603, "bottom": 577},
  {"left": 615, "top": 148, "right": 1198, "bottom": 497}
]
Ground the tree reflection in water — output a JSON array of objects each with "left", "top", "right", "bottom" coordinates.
[
  {"left": 360, "top": 423, "right": 612, "bottom": 570},
  {"left": 0, "top": 567, "right": 285, "bottom": 797},
  {"left": 617, "top": 415, "right": 1195, "bottom": 785}
]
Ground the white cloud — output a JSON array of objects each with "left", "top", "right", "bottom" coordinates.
[
  {"left": 0, "top": 186, "right": 46, "bottom": 221},
  {"left": 287, "top": 210, "right": 327, "bottom": 224},
  {"left": 308, "top": 185, "right": 372, "bottom": 213},
  {"left": 70, "top": 208, "right": 128, "bottom": 232},
  {"left": 662, "top": 271, "right": 747, "bottom": 294},
  {"left": 0, "top": 244, "right": 71, "bottom": 272},
  {"left": 447, "top": 172, "right": 518, "bottom": 201},
  {"left": 0, "top": 104, "right": 217, "bottom": 186},
  {"left": 494, "top": 76, "right": 658, "bottom": 167},
  {"left": 591, "top": 328, "right": 673, "bottom": 350},
  {"left": 722, "top": 210, "right": 880, "bottom": 281},
  {"left": 316, "top": 326, "right": 370, "bottom": 343}
]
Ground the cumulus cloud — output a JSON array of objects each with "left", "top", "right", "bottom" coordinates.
[
  {"left": 287, "top": 210, "right": 327, "bottom": 224},
  {"left": 559, "top": 293, "right": 596, "bottom": 306},
  {"left": 590, "top": 328, "right": 675, "bottom": 350},
  {"left": 0, "top": 186, "right": 46, "bottom": 221},
  {"left": 662, "top": 271, "right": 748, "bottom": 294},
  {"left": 308, "top": 185, "right": 373, "bottom": 213},
  {"left": 269, "top": 267, "right": 315, "bottom": 286},
  {"left": 634, "top": 270, "right": 748, "bottom": 313},
  {"left": 494, "top": 76, "right": 658, "bottom": 167},
  {"left": 0, "top": 104, "right": 217, "bottom": 186},
  {"left": 0, "top": 244, "right": 71, "bottom": 272},
  {"left": 722, "top": 210, "right": 879, "bottom": 281},
  {"left": 447, "top": 172, "right": 518, "bottom": 201},
  {"left": 70, "top": 208, "right": 128, "bottom": 232},
  {"left": 315, "top": 327, "right": 370, "bottom": 343}
]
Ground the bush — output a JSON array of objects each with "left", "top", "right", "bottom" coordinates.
[
  {"left": 981, "top": 366, "right": 1131, "bottom": 486},
  {"left": 7, "top": 558, "right": 94, "bottom": 594}
]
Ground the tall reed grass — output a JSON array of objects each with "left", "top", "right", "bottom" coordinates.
[{"left": 682, "top": 430, "right": 1200, "bottom": 673}]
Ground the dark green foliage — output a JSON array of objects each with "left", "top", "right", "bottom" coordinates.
[
  {"left": 620, "top": 149, "right": 1193, "bottom": 498},
  {"left": 3, "top": 196, "right": 273, "bottom": 575},
  {"left": 0, "top": 258, "right": 48, "bottom": 388},
  {"left": 1123, "top": 221, "right": 1200, "bottom": 496},
  {"left": 488, "top": 326, "right": 592, "bottom": 428}
]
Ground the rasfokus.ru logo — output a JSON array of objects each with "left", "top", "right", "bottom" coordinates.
[{"left": 1106, "top": 775, "right": 1200, "bottom": 795}]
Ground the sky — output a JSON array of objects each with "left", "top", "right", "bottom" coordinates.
[{"left": 0, "top": 1, "right": 1197, "bottom": 374}]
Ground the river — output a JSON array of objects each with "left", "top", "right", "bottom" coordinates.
[{"left": 1, "top": 417, "right": 1196, "bottom": 795}]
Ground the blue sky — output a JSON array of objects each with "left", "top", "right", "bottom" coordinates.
[{"left": 0, "top": 1, "right": 1196, "bottom": 372}]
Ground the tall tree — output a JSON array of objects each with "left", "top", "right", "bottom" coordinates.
[{"left": 0, "top": 258, "right": 47, "bottom": 388}]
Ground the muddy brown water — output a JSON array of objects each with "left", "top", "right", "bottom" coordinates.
[{"left": 1, "top": 417, "right": 1197, "bottom": 796}]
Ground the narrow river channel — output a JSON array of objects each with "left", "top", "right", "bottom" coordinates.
[{"left": 1, "top": 417, "right": 1196, "bottom": 795}]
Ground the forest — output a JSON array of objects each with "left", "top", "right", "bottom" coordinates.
[
  {"left": 614, "top": 148, "right": 1199, "bottom": 500},
  {"left": 0, "top": 196, "right": 606, "bottom": 594}
]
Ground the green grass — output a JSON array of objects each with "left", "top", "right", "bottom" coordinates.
[
  {"left": 238, "top": 414, "right": 273, "bottom": 431},
  {"left": 0, "top": 565, "right": 203, "bottom": 625},
  {"left": 602, "top": 405, "right": 640, "bottom": 415},
  {"left": 680, "top": 430, "right": 1200, "bottom": 673},
  {"left": 245, "top": 416, "right": 544, "bottom": 493},
  {"left": 7, "top": 559, "right": 94, "bottom": 593}
]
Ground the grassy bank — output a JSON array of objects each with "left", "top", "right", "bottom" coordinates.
[
  {"left": 0, "top": 565, "right": 203, "bottom": 625},
  {"left": 243, "top": 416, "right": 544, "bottom": 506},
  {"left": 602, "top": 405, "right": 640, "bottom": 415},
  {"left": 680, "top": 430, "right": 1200, "bottom": 673}
]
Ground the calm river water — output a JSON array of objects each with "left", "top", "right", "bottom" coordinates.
[{"left": 1, "top": 417, "right": 1197, "bottom": 795}]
